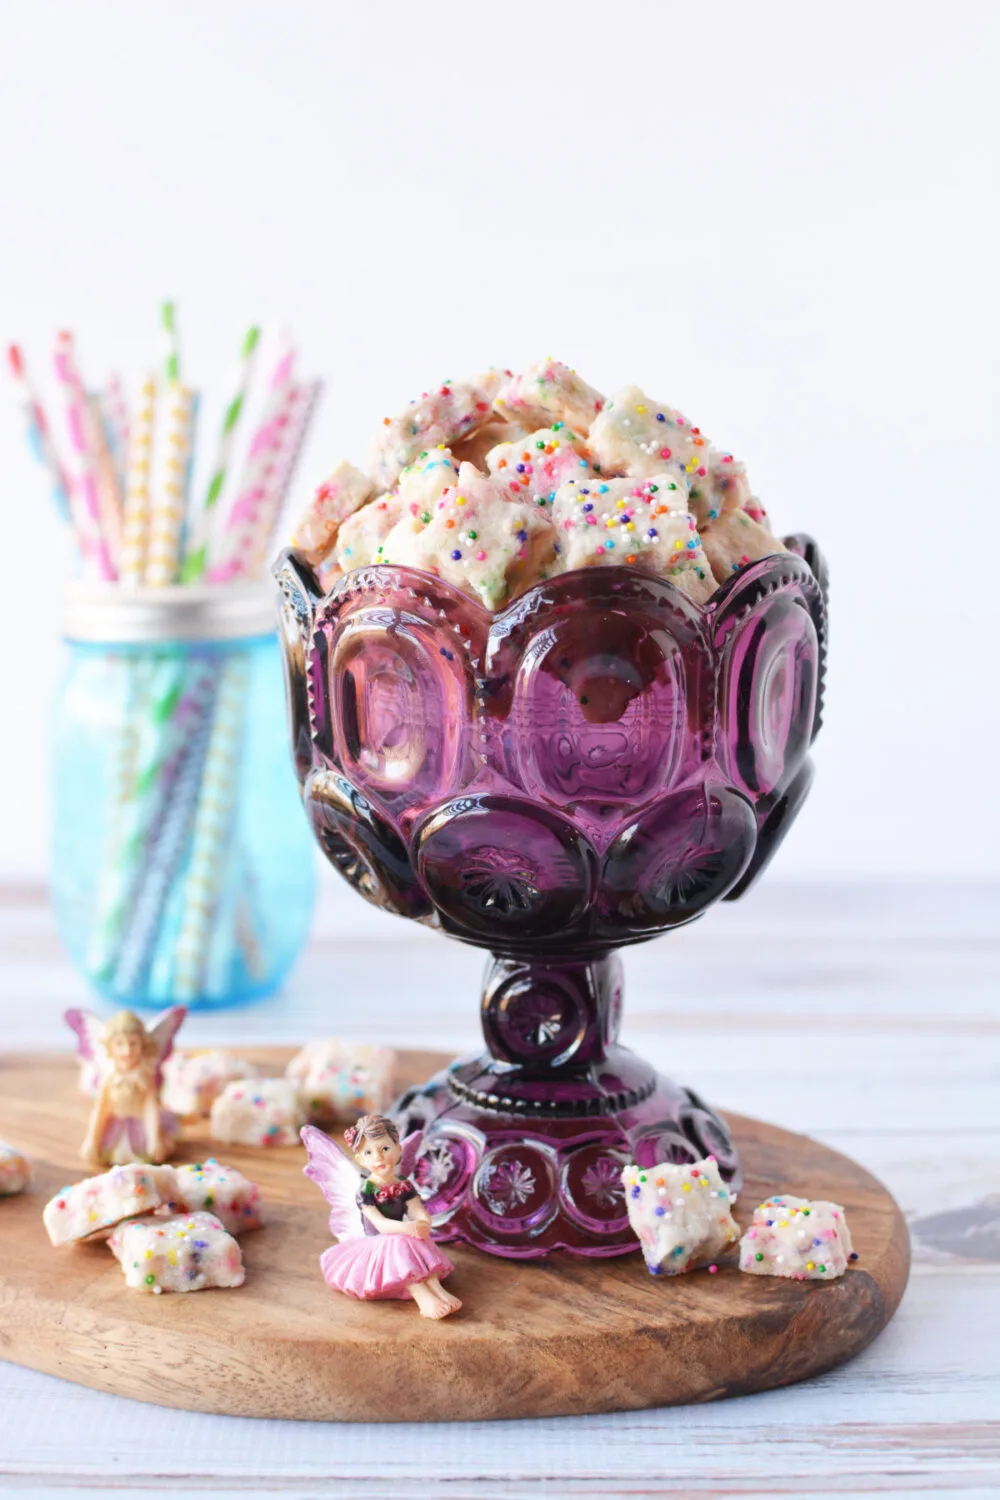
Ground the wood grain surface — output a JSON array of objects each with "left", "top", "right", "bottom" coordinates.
[{"left": 0, "top": 1045, "right": 909, "bottom": 1423}]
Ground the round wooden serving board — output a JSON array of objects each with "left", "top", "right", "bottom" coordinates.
[{"left": 0, "top": 1048, "right": 909, "bottom": 1423}]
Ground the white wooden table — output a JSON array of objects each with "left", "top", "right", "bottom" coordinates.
[{"left": 1, "top": 879, "right": 997, "bottom": 1499}]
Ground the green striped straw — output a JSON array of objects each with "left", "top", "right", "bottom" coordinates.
[
  {"left": 180, "top": 323, "right": 260, "bottom": 582},
  {"left": 161, "top": 300, "right": 180, "bottom": 385}
]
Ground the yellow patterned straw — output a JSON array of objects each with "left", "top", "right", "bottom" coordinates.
[
  {"left": 145, "top": 383, "right": 195, "bottom": 586},
  {"left": 119, "top": 376, "right": 157, "bottom": 586}
]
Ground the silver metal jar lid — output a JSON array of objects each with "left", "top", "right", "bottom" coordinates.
[{"left": 62, "top": 582, "right": 277, "bottom": 644}]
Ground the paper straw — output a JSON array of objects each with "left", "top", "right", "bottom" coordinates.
[
  {"left": 205, "top": 347, "right": 297, "bottom": 582},
  {"left": 248, "top": 377, "right": 323, "bottom": 575},
  {"left": 161, "top": 300, "right": 180, "bottom": 385},
  {"left": 145, "top": 382, "right": 195, "bottom": 586},
  {"left": 118, "top": 376, "right": 157, "bottom": 586},
  {"left": 87, "top": 392, "right": 124, "bottom": 569},
  {"left": 181, "top": 324, "right": 261, "bottom": 583},
  {"left": 112, "top": 661, "right": 220, "bottom": 999},
  {"left": 172, "top": 654, "right": 248, "bottom": 999},
  {"left": 7, "top": 344, "right": 72, "bottom": 521},
  {"left": 100, "top": 375, "right": 130, "bottom": 493},
  {"left": 53, "top": 332, "right": 116, "bottom": 580}
]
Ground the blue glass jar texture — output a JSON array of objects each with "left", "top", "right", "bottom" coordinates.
[{"left": 52, "top": 584, "right": 316, "bottom": 1010}]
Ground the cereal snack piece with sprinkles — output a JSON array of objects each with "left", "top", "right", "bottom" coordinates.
[
  {"left": 163, "top": 1158, "right": 264, "bottom": 1235},
  {"left": 108, "top": 1210, "right": 245, "bottom": 1293},
  {"left": 485, "top": 425, "right": 601, "bottom": 509},
  {"left": 161, "top": 1048, "right": 257, "bottom": 1120},
  {"left": 687, "top": 449, "right": 753, "bottom": 529},
  {"left": 210, "top": 1077, "right": 304, "bottom": 1148},
  {"left": 549, "top": 474, "right": 716, "bottom": 603},
  {"left": 700, "top": 504, "right": 784, "bottom": 584},
  {"left": 369, "top": 371, "right": 508, "bottom": 490},
  {"left": 739, "top": 1194, "right": 856, "bottom": 1281},
  {"left": 334, "top": 490, "right": 405, "bottom": 571},
  {"left": 43, "top": 1162, "right": 177, "bottom": 1246},
  {"left": 588, "top": 384, "right": 709, "bottom": 483},
  {"left": 622, "top": 1157, "right": 740, "bottom": 1276},
  {"left": 290, "top": 461, "right": 374, "bottom": 568},
  {"left": 493, "top": 359, "right": 605, "bottom": 435},
  {"left": 380, "top": 460, "right": 557, "bottom": 611},
  {"left": 286, "top": 1038, "right": 396, "bottom": 1124},
  {"left": 0, "top": 1139, "right": 31, "bottom": 1196}
]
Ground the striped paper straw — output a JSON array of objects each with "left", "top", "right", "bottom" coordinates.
[
  {"left": 248, "top": 377, "right": 323, "bottom": 575},
  {"left": 112, "top": 661, "right": 220, "bottom": 999},
  {"left": 161, "top": 300, "right": 180, "bottom": 385},
  {"left": 206, "top": 347, "right": 297, "bottom": 582},
  {"left": 87, "top": 392, "right": 124, "bottom": 570},
  {"left": 7, "top": 344, "right": 72, "bottom": 521},
  {"left": 53, "top": 332, "right": 116, "bottom": 579},
  {"left": 145, "top": 382, "right": 195, "bottom": 586},
  {"left": 118, "top": 376, "right": 157, "bottom": 586},
  {"left": 172, "top": 654, "right": 248, "bottom": 999},
  {"left": 180, "top": 324, "right": 261, "bottom": 583}
]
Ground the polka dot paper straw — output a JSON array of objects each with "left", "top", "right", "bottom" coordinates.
[
  {"left": 119, "top": 375, "right": 157, "bottom": 586},
  {"left": 145, "top": 382, "right": 196, "bottom": 586}
]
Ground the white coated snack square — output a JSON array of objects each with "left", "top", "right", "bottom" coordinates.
[
  {"left": 0, "top": 1139, "right": 31, "bottom": 1196},
  {"left": 43, "top": 1163, "right": 176, "bottom": 1245},
  {"left": 108, "top": 1211, "right": 245, "bottom": 1293},
  {"left": 493, "top": 360, "right": 605, "bottom": 436},
  {"left": 287, "top": 1039, "right": 396, "bottom": 1123},
  {"left": 161, "top": 1049, "right": 257, "bottom": 1119},
  {"left": 622, "top": 1156, "right": 740, "bottom": 1275},
  {"left": 164, "top": 1158, "right": 264, "bottom": 1235},
  {"left": 210, "top": 1077, "right": 303, "bottom": 1148},
  {"left": 739, "top": 1194, "right": 855, "bottom": 1280}
]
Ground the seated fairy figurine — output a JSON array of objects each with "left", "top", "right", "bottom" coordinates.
[
  {"left": 66, "top": 1006, "right": 186, "bottom": 1166},
  {"left": 302, "top": 1113, "right": 461, "bottom": 1320}
]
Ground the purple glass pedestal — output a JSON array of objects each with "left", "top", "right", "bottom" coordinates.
[{"left": 275, "top": 542, "right": 827, "bottom": 1258}]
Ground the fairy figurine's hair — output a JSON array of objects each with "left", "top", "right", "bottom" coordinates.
[{"left": 344, "top": 1113, "right": 400, "bottom": 1153}]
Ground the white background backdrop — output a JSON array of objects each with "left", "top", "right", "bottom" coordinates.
[{"left": 0, "top": 0, "right": 997, "bottom": 881}]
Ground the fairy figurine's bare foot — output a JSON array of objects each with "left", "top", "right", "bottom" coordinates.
[
  {"left": 425, "top": 1275, "right": 462, "bottom": 1313},
  {"left": 410, "top": 1278, "right": 455, "bottom": 1319}
]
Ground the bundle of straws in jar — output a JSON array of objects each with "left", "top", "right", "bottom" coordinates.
[{"left": 8, "top": 304, "right": 322, "bottom": 1004}]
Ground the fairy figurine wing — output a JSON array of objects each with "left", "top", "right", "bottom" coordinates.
[
  {"left": 301, "top": 1125, "right": 365, "bottom": 1241},
  {"left": 145, "top": 1005, "right": 186, "bottom": 1084},
  {"left": 398, "top": 1129, "right": 424, "bottom": 1182}
]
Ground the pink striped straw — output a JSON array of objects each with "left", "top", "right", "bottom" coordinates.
[
  {"left": 53, "top": 332, "right": 116, "bottom": 580},
  {"left": 206, "top": 348, "right": 298, "bottom": 583}
]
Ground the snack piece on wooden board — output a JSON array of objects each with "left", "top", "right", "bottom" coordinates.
[
  {"left": 739, "top": 1194, "right": 857, "bottom": 1281},
  {"left": 210, "top": 1077, "right": 304, "bottom": 1148},
  {"left": 379, "top": 460, "right": 556, "bottom": 611},
  {"left": 548, "top": 474, "right": 715, "bottom": 602},
  {"left": 700, "top": 505, "right": 785, "bottom": 583},
  {"left": 43, "top": 1162, "right": 177, "bottom": 1246},
  {"left": 290, "top": 461, "right": 374, "bottom": 567},
  {"left": 0, "top": 1139, "right": 31, "bottom": 1196},
  {"left": 622, "top": 1156, "right": 740, "bottom": 1276},
  {"left": 286, "top": 1040, "right": 396, "bottom": 1124},
  {"left": 163, "top": 1158, "right": 264, "bottom": 1235},
  {"left": 334, "top": 490, "right": 404, "bottom": 571},
  {"left": 493, "top": 359, "right": 605, "bottom": 436},
  {"left": 369, "top": 371, "right": 508, "bottom": 490},
  {"left": 108, "top": 1210, "right": 245, "bottom": 1293},
  {"left": 161, "top": 1049, "right": 257, "bottom": 1119},
  {"left": 587, "top": 384, "right": 708, "bottom": 482},
  {"left": 485, "top": 425, "right": 601, "bottom": 508}
]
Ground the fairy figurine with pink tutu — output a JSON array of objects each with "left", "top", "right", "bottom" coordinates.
[{"left": 301, "top": 1114, "right": 461, "bottom": 1320}]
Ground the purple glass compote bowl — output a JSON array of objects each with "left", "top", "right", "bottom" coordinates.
[{"left": 274, "top": 536, "right": 828, "bottom": 1258}]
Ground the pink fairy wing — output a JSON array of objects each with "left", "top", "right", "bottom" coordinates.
[
  {"left": 64, "top": 1009, "right": 106, "bottom": 1068},
  {"left": 146, "top": 1006, "right": 187, "bottom": 1083},
  {"left": 398, "top": 1129, "right": 424, "bottom": 1182},
  {"left": 301, "top": 1125, "right": 364, "bottom": 1241}
]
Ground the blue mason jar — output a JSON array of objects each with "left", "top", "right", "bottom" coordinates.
[{"left": 53, "top": 583, "right": 316, "bottom": 1010}]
